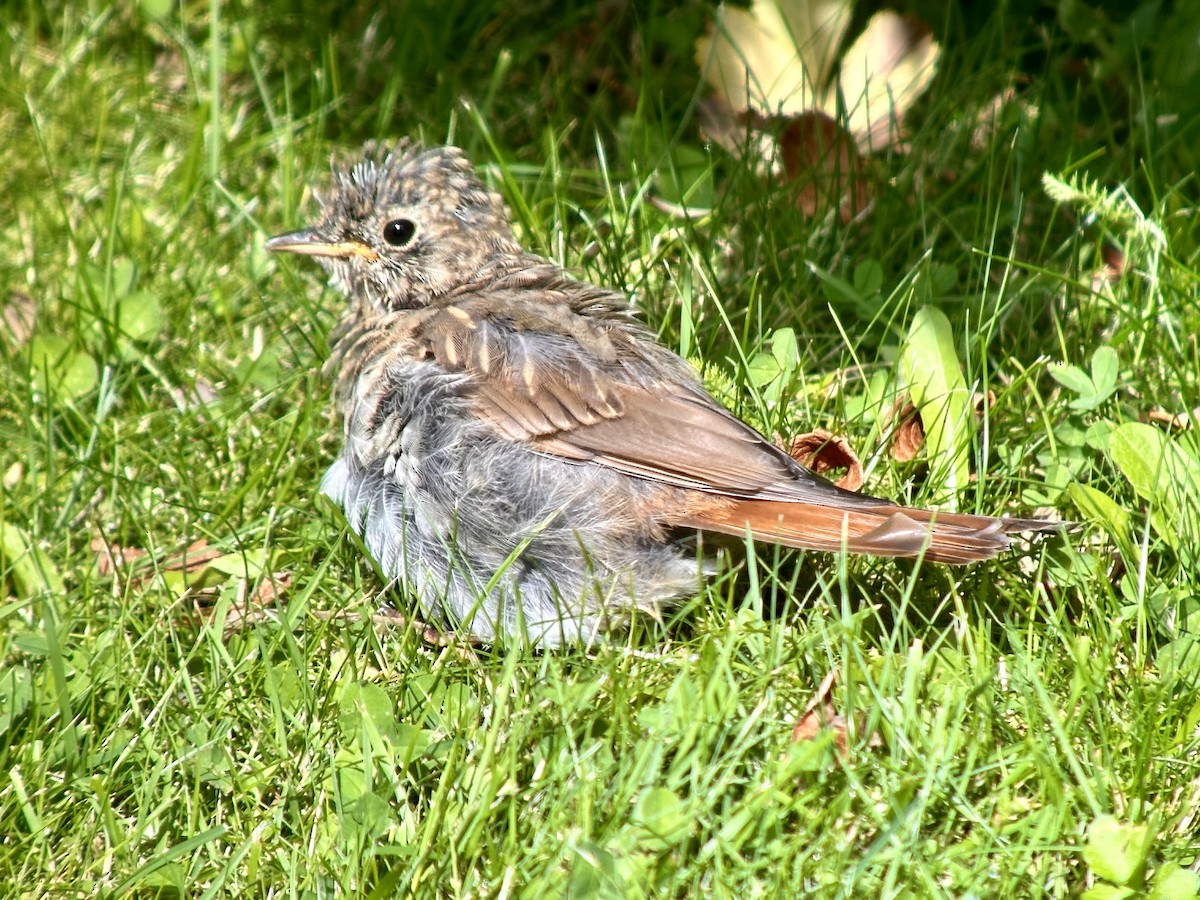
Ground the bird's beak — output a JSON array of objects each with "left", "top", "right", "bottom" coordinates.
[{"left": 266, "top": 229, "right": 379, "bottom": 261}]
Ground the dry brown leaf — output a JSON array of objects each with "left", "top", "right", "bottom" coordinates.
[
  {"left": 779, "top": 111, "right": 869, "bottom": 223},
  {"left": 161, "top": 539, "right": 221, "bottom": 574},
  {"left": 218, "top": 572, "right": 293, "bottom": 636},
  {"left": 890, "top": 391, "right": 994, "bottom": 463},
  {"left": 249, "top": 571, "right": 292, "bottom": 606},
  {"left": 792, "top": 669, "right": 842, "bottom": 743},
  {"left": 785, "top": 427, "right": 864, "bottom": 490},
  {"left": 791, "top": 669, "right": 881, "bottom": 758},
  {"left": 791, "top": 704, "right": 850, "bottom": 752},
  {"left": 1092, "top": 243, "right": 1126, "bottom": 293},
  {"left": 184, "top": 571, "right": 292, "bottom": 636},
  {"left": 695, "top": 99, "right": 791, "bottom": 183},
  {"left": 187, "top": 587, "right": 222, "bottom": 612},
  {"left": 219, "top": 599, "right": 269, "bottom": 636},
  {"left": 92, "top": 536, "right": 223, "bottom": 592},
  {"left": 91, "top": 538, "right": 148, "bottom": 577},
  {"left": 697, "top": 96, "right": 751, "bottom": 160},
  {"left": 1146, "top": 407, "right": 1200, "bottom": 430},
  {"left": 974, "top": 390, "right": 997, "bottom": 415},
  {"left": 2, "top": 291, "right": 36, "bottom": 349},
  {"left": 890, "top": 398, "right": 924, "bottom": 462}
]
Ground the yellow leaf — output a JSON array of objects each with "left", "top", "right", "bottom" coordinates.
[
  {"left": 833, "top": 12, "right": 940, "bottom": 154},
  {"left": 696, "top": 0, "right": 852, "bottom": 116},
  {"left": 696, "top": 2, "right": 941, "bottom": 157}
]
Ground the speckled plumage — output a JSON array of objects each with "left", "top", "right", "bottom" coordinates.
[{"left": 268, "top": 142, "right": 1058, "bottom": 647}]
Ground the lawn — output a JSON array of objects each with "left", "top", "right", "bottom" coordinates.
[{"left": 2, "top": 1, "right": 1199, "bottom": 896}]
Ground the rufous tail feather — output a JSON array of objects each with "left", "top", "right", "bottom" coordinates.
[{"left": 677, "top": 499, "right": 1058, "bottom": 564}]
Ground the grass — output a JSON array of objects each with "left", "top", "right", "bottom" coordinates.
[{"left": 2, "top": 0, "right": 1200, "bottom": 896}]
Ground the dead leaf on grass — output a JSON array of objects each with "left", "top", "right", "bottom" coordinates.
[
  {"left": 835, "top": 12, "right": 939, "bottom": 155},
  {"left": 696, "top": 97, "right": 780, "bottom": 168},
  {"left": 695, "top": 0, "right": 939, "bottom": 218},
  {"left": 1145, "top": 406, "right": 1200, "bottom": 430},
  {"left": 779, "top": 111, "right": 869, "bottom": 223},
  {"left": 890, "top": 397, "right": 924, "bottom": 463},
  {"left": 791, "top": 669, "right": 882, "bottom": 758},
  {"left": 2, "top": 463, "right": 23, "bottom": 491},
  {"left": 970, "top": 87, "right": 1017, "bottom": 150},
  {"left": 2, "top": 292, "right": 36, "bottom": 349},
  {"left": 159, "top": 538, "right": 222, "bottom": 574},
  {"left": 792, "top": 670, "right": 844, "bottom": 748},
  {"left": 1092, "top": 243, "right": 1126, "bottom": 293},
  {"left": 785, "top": 427, "right": 864, "bottom": 490},
  {"left": 889, "top": 391, "right": 994, "bottom": 463},
  {"left": 310, "top": 606, "right": 481, "bottom": 660},
  {"left": 214, "top": 572, "right": 293, "bottom": 636},
  {"left": 697, "top": 1, "right": 938, "bottom": 149},
  {"left": 91, "top": 538, "right": 149, "bottom": 577},
  {"left": 250, "top": 571, "right": 292, "bottom": 605},
  {"left": 91, "top": 536, "right": 230, "bottom": 594}
]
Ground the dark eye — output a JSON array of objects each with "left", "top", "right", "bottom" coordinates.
[{"left": 382, "top": 218, "right": 416, "bottom": 247}]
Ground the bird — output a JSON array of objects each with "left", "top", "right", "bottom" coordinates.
[{"left": 267, "top": 141, "right": 1059, "bottom": 647}]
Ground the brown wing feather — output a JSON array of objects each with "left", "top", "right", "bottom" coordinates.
[
  {"left": 534, "top": 387, "right": 860, "bottom": 500},
  {"left": 421, "top": 301, "right": 843, "bottom": 499}
]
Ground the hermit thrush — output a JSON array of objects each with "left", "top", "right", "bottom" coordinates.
[{"left": 268, "top": 142, "right": 1057, "bottom": 646}]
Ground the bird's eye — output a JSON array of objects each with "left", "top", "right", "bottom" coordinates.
[{"left": 382, "top": 218, "right": 416, "bottom": 247}]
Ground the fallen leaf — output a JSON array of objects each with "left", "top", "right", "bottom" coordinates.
[
  {"left": 792, "top": 669, "right": 843, "bottom": 746},
  {"left": 785, "top": 427, "right": 864, "bottom": 490},
  {"left": 890, "top": 397, "right": 924, "bottom": 462},
  {"left": 92, "top": 536, "right": 224, "bottom": 592},
  {"left": 835, "top": 12, "right": 939, "bottom": 155},
  {"left": 890, "top": 390, "right": 993, "bottom": 463},
  {"left": 2, "top": 292, "right": 36, "bottom": 349},
  {"left": 160, "top": 539, "right": 221, "bottom": 574},
  {"left": 695, "top": 2, "right": 938, "bottom": 222},
  {"left": 896, "top": 307, "right": 974, "bottom": 501},
  {"left": 1092, "top": 243, "right": 1126, "bottom": 292},
  {"left": 697, "top": 97, "right": 776, "bottom": 169},
  {"left": 90, "top": 538, "right": 148, "bottom": 577},
  {"left": 249, "top": 571, "right": 292, "bottom": 606},
  {"left": 791, "top": 703, "right": 849, "bottom": 749},
  {"left": 970, "top": 87, "right": 1016, "bottom": 150},
  {"left": 696, "top": 0, "right": 850, "bottom": 118},
  {"left": 791, "top": 669, "right": 881, "bottom": 758},
  {"left": 974, "top": 390, "right": 997, "bottom": 415},
  {"left": 696, "top": 1, "right": 940, "bottom": 153},
  {"left": 3, "top": 463, "right": 23, "bottom": 491},
  {"left": 217, "top": 572, "right": 293, "bottom": 636},
  {"left": 779, "top": 111, "right": 869, "bottom": 223},
  {"left": 1145, "top": 406, "right": 1200, "bottom": 430}
]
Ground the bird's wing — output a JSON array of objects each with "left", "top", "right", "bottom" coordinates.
[
  {"left": 413, "top": 297, "right": 1057, "bottom": 564},
  {"left": 416, "top": 298, "right": 864, "bottom": 505}
]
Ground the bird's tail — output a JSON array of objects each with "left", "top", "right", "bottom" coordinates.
[{"left": 676, "top": 498, "right": 1060, "bottom": 564}]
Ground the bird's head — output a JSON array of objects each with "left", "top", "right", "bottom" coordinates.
[{"left": 268, "top": 142, "right": 520, "bottom": 311}]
